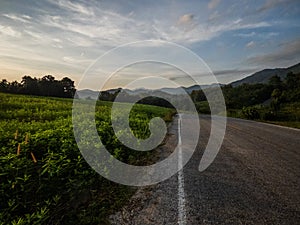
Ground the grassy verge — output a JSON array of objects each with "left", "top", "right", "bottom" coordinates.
[
  {"left": 195, "top": 100, "right": 300, "bottom": 129},
  {"left": 264, "top": 121, "right": 300, "bottom": 129}
]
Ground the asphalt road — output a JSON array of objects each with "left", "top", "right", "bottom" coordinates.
[{"left": 110, "top": 115, "right": 300, "bottom": 225}]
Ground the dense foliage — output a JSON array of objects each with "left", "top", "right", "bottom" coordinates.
[
  {"left": 0, "top": 75, "right": 76, "bottom": 98},
  {"left": 99, "top": 90, "right": 175, "bottom": 109},
  {"left": 0, "top": 93, "right": 175, "bottom": 225},
  {"left": 192, "top": 72, "right": 300, "bottom": 127}
]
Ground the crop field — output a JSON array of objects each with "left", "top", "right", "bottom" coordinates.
[{"left": 0, "top": 93, "right": 175, "bottom": 225}]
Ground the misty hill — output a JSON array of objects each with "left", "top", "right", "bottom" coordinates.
[
  {"left": 231, "top": 63, "right": 300, "bottom": 87},
  {"left": 183, "top": 83, "right": 222, "bottom": 94},
  {"left": 76, "top": 89, "right": 99, "bottom": 100},
  {"left": 76, "top": 63, "right": 300, "bottom": 99},
  {"left": 76, "top": 83, "right": 221, "bottom": 99}
]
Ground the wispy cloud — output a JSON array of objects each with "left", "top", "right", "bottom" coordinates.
[
  {"left": 0, "top": 0, "right": 298, "bottom": 88},
  {"left": 247, "top": 39, "right": 300, "bottom": 66},
  {"left": 152, "top": 16, "right": 271, "bottom": 44},
  {"left": 257, "top": 0, "right": 296, "bottom": 12},
  {"left": 208, "top": 0, "right": 221, "bottom": 10},
  {"left": 165, "top": 68, "right": 257, "bottom": 85},
  {"left": 3, "top": 13, "right": 32, "bottom": 23},
  {"left": 50, "top": 0, "right": 94, "bottom": 16},
  {"left": 176, "top": 14, "right": 198, "bottom": 33},
  {"left": 213, "top": 68, "right": 256, "bottom": 76},
  {"left": 178, "top": 14, "right": 194, "bottom": 25},
  {"left": 236, "top": 31, "right": 256, "bottom": 37},
  {"left": 62, "top": 56, "right": 91, "bottom": 64},
  {"left": 1, "top": 1, "right": 273, "bottom": 48},
  {"left": 236, "top": 31, "right": 278, "bottom": 39},
  {"left": 24, "top": 30, "right": 42, "bottom": 39},
  {"left": 0, "top": 24, "right": 21, "bottom": 37},
  {"left": 39, "top": 10, "right": 148, "bottom": 46},
  {"left": 246, "top": 41, "right": 255, "bottom": 48},
  {"left": 208, "top": 10, "right": 220, "bottom": 21}
]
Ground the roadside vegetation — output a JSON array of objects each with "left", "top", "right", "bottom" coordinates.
[
  {"left": 0, "top": 93, "right": 175, "bottom": 225},
  {"left": 191, "top": 72, "right": 300, "bottom": 128}
]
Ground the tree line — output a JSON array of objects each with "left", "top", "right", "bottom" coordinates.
[
  {"left": 221, "top": 72, "right": 300, "bottom": 109},
  {"left": 0, "top": 75, "right": 76, "bottom": 98},
  {"left": 191, "top": 71, "right": 300, "bottom": 121},
  {"left": 98, "top": 89, "right": 175, "bottom": 108}
]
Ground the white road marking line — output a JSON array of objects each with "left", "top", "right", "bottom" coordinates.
[{"left": 178, "top": 114, "right": 186, "bottom": 225}]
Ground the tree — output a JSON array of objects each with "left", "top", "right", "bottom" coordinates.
[
  {"left": 191, "top": 89, "right": 206, "bottom": 102},
  {"left": 39, "top": 75, "right": 56, "bottom": 96},
  {"left": 60, "top": 77, "right": 76, "bottom": 98},
  {"left": 268, "top": 75, "right": 282, "bottom": 89},
  {"left": 270, "top": 88, "right": 282, "bottom": 112},
  {"left": 0, "top": 79, "right": 9, "bottom": 92},
  {"left": 0, "top": 75, "right": 76, "bottom": 99},
  {"left": 285, "top": 72, "right": 300, "bottom": 89},
  {"left": 21, "top": 76, "right": 40, "bottom": 95},
  {"left": 8, "top": 81, "right": 21, "bottom": 93},
  {"left": 41, "top": 75, "right": 55, "bottom": 82}
]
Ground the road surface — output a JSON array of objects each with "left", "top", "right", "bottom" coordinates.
[{"left": 110, "top": 115, "right": 300, "bottom": 225}]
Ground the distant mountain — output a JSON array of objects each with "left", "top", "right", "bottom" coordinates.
[
  {"left": 231, "top": 63, "right": 300, "bottom": 87},
  {"left": 76, "top": 83, "right": 222, "bottom": 99},
  {"left": 76, "top": 63, "right": 300, "bottom": 99},
  {"left": 183, "top": 83, "right": 222, "bottom": 94},
  {"left": 149, "top": 83, "right": 222, "bottom": 95},
  {"left": 76, "top": 89, "right": 99, "bottom": 100}
]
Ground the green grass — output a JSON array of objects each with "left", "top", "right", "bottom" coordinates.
[
  {"left": 0, "top": 93, "right": 175, "bottom": 225},
  {"left": 194, "top": 99, "right": 300, "bottom": 129},
  {"left": 226, "top": 102, "right": 300, "bottom": 129},
  {"left": 266, "top": 121, "right": 300, "bottom": 129},
  {"left": 194, "top": 101, "right": 211, "bottom": 114}
]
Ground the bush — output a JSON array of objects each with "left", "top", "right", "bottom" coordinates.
[{"left": 242, "top": 106, "right": 260, "bottom": 120}]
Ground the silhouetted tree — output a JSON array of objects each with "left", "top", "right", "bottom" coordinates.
[
  {"left": 0, "top": 79, "right": 9, "bottom": 92},
  {"left": 0, "top": 75, "right": 76, "bottom": 98},
  {"left": 61, "top": 77, "right": 76, "bottom": 98},
  {"left": 21, "top": 76, "right": 39, "bottom": 95}
]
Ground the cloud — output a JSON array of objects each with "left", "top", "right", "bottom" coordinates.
[
  {"left": 0, "top": 24, "right": 21, "bottom": 37},
  {"left": 234, "top": 21, "right": 271, "bottom": 29},
  {"left": 236, "top": 31, "right": 279, "bottom": 39},
  {"left": 51, "top": 0, "right": 94, "bottom": 16},
  {"left": 236, "top": 32, "right": 256, "bottom": 37},
  {"left": 247, "top": 39, "right": 300, "bottom": 65},
  {"left": 23, "top": 30, "right": 66, "bottom": 49},
  {"left": 167, "top": 68, "right": 256, "bottom": 81},
  {"left": 152, "top": 16, "right": 271, "bottom": 44},
  {"left": 265, "top": 32, "right": 279, "bottom": 37},
  {"left": 257, "top": 0, "right": 296, "bottom": 12},
  {"left": 208, "top": 0, "right": 221, "bottom": 10},
  {"left": 39, "top": 10, "right": 148, "bottom": 46},
  {"left": 24, "top": 30, "right": 42, "bottom": 39},
  {"left": 63, "top": 56, "right": 91, "bottom": 64},
  {"left": 206, "top": 20, "right": 270, "bottom": 39},
  {"left": 3, "top": 14, "right": 32, "bottom": 23},
  {"left": 0, "top": 0, "right": 297, "bottom": 89},
  {"left": 213, "top": 68, "right": 256, "bottom": 76},
  {"left": 178, "top": 14, "right": 194, "bottom": 25},
  {"left": 66, "top": 36, "right": 95, "bottom": 47},
  {"left": 208, "top": 10, "right": 220, "bottom": 21},
  {"left": 10, "top": 1, "right": 271, "bottom": 48},
  {"left": 22, "top": 15, "right": 32, "bottom": 20},
  {"left": 176, "top": 14, "right": 197, "bottom": 33},
  {"left": 246, "top": 41, "right": 255, "bottom": 48}
]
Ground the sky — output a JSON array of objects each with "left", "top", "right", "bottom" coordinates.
[{"left": 0, "top": 0, "right": 299, "bottom": 90}]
